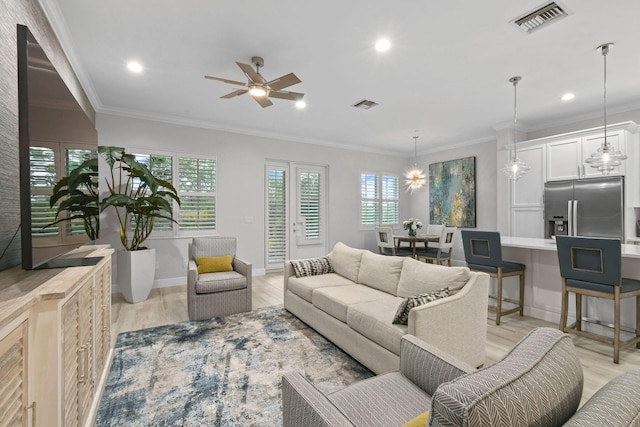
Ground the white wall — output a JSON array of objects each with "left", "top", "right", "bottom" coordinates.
[{"left": 96, "top": 113, "right": 419, "bottom": 288}]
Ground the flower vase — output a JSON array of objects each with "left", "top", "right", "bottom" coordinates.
[{"left": 408, "top": 230, "right": 416, "bottom": 237}]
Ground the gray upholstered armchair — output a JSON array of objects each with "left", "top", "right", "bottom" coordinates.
[
  {"left": 187, "top": 237, "right": 252, "bottom": 321},
  {"left": 283, "top": 327, "right": 640, "bottom": 426}
]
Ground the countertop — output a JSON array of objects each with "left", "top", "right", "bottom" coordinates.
[{"left": 501, "top": 236, "right": 640, "bottom": 259}]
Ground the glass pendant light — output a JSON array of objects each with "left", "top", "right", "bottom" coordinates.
[
  {"left": 404, "top": 135, "right": 426, "bottom": 192},
  {"left": 585, "top": 43, "right": 627, "bottom": 174},
  {"left": 502, "top": 76, "right": 530, "bottom": 181}
]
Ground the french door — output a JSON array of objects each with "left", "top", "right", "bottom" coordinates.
[{"left": 265, "top": 161, "right": 328, "bottom": 269}]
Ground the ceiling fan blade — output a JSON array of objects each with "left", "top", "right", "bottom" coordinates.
[
  {"left": 220, "top": 89, "right": 248, "bottom": 99},
  {"left": 252, "top": 94, "right": 273, "bottom": 108},
  {"left": 204, "top": 75, "right": 248, "bottom": 87},
  {"left": 268, "top": 90, "right": 304, "bottom": 101},
  {"left": 236, "top": 61, "right": 265, "bottom": 84},
  {"left": 266, "top": 73, "right": 301, "bottom": 91}
]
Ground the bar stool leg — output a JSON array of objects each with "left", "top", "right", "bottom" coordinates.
[
  {"left": 496, "top": 270, "right": 503, "bottom": 326},
  {"left": 519, "top": 271, "right": 525, "bottom": 317},
  {"left": 614, "top": 287, "right": 621, "bottom": 364},
  {"left": 575, "top": 294, "right": 582, "bottom": 332},
  {"left": 560, "top": 279, "right": 568, "bottom": 332}
]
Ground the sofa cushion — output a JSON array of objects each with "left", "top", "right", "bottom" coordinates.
[
  {"left": 312, "top": 285, "right": 390, "bottom": 323},
  {"left": 357, "top": 251, "right": 404, "bottom": 295},
  {"left": 327, "top": 372, "right": 431, "bottom": 427},
  {"left": 347, "top": 297, "right": 407, "bottom": 355},
  {"left": 288, "top": 273, "right": 352, "bottom": 303},
  {"left": 328, "top": 242, "right": 364, "bottom": 282},
  {"left": 430, "top": 327, "right": 583, "bottom": 427},
  {"left": 392, "top": 288, "right": 450, "bottom": 325},
  {"left": 195, "top": 271, "right": 247, "bottom": 294},
  {"left": 397, "top": 258, "right": 470, "bottom": 298},
  {"left": 290, "top": 256, "right": 334, "bottom": 278}
]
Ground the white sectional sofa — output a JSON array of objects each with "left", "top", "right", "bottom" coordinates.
[{"left": 284, "top": 242, "right": 490, "bottom": 374}]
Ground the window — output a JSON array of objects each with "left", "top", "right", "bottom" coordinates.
[
  {"left": 132, "top": 152, "right": 174, "bottom": 232},
  {"left": 299, "top": 171, "right": 321, "bottom": 240},
  {"left": 178, "top": 156, "right": 216, "bottom": 230},
  {"left": 266, "top": 167, "right": 287, "bottom": 264},
  {"left": 360, "top": 173, "right": 399, "bottom": 227}
]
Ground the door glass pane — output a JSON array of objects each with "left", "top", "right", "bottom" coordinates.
[
  {"left": 299, "top": 171, "right": 320, "bottom": 240},
  {"left": 267, "top": 169, "right": 287, "bottom": 264}
]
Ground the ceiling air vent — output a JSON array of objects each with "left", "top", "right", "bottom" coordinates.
[
  {"left": 511, "top": 1, "right": 571, "bottom": 34},
  {"left": 352, "top": 99, "right": 379, "bottom": 110}
]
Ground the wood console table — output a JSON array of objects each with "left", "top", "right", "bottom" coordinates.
[{"left": 0, "top": 245, "right": 114, "bottom": 427}]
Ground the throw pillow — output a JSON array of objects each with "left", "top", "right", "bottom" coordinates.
[
  {"left": 392, "top": 288, "right": 449, "bottom": 325},
  {"left": 290, "top": 256, "right": 334, "bottom": 278},
  {"left": 402, "top": 411, "right": 430, "bottom": 427},
  {"left": 197, "top": 255, "right": 233, "bottom": 274}
]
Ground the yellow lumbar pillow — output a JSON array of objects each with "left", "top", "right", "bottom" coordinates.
[
  {"left": 402, "top": 411, "right": 429, "bottom": 427},
  {"left": 197, "top": 255, "right": 233, "bottom": 274}
]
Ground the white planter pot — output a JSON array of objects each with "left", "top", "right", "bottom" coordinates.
[{"left": 116, "top": 248, "right": 156, "bottom": 303}]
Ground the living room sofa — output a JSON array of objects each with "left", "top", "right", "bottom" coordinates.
[
  {"left": 284, "top": 242, "right": 490, "bottom": 374},
  {"left": 283, "top": 327, "right": 640, "bottom": 426}
]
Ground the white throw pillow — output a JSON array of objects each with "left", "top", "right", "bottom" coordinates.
[
  {"left": 357, "top": 251, "right": 404, "bottom": 295},
  {"left": 397, "top": 258, "right": 470, "bottom": 298},
  {"left": 328, "top": 242, "right": 364, "bottom": 282}
]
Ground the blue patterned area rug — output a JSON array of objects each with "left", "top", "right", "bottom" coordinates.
[{"left": 95, "top": 306, "right": 373, "bottom": 426}]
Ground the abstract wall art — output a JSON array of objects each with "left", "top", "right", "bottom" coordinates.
[{"left": 429, "top": 156, "right": 476, "bottom": 228}]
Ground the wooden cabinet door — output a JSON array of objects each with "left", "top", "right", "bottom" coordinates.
[
  {"left": 61, "top": 292, "right": 80, "bottom": 427},
  {"left": 94, "top": 263, "right": 111, "bottom": 377},
  {"left": 77, "top": 280, "right": 94, "bottom": 426},
  {"left": 547, "top": 137, "right": 581, "bottom": 181},
  {"left": 0, "top": 320, "right": 29, "bottom": 427}
]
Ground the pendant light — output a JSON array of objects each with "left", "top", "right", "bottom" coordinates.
[
  {"left": 404, "top": 135, "right": 426, "bottom": 192},
  {"left": 502, "top": 76, "right": 530, "bottom": 181},
  {"left": 585, "top": 43, "right": 627, "bottom": 174}
]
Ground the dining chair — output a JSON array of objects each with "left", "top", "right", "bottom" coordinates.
[
  {"left": 374, "top": 226, "right": 412, "bottom": 257},
  {"left": 426, "top": 224, "right": 445, "bottom": 238},
  {"left": 556, "top": 235, "right": 640, "bottom": 364},
  {"left": 416, "top": 226, "right": 457, "bottom": 266},
  {"left": 461, "top": 230, "right": 525, "bottom": 325}
]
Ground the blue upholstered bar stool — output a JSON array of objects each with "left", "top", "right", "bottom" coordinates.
[
  {"left": 461, "top": 230, "right": 525, "bottom": 325},
  {"left": 556, "top": 236, "right": 640, "bottom": 364}
]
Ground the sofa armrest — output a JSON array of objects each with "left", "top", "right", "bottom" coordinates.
[
  {"left": 282, "top": 372, "right": 354, "bottom": 427},
  {"left": 563, "top": 369, "right": 640, "bottom": 426},
  {"left": 187, "top": 259, "right": 198, "bottom": 295},
  {"left": 408, "top": 272, "right": 490, "bottom": 368},
  {"left": 284, "top": 259, "right": 296, "bottom": 294},
  {"left": 233, "top": 258, "right": 252, "bottom": 290},
  {"left": 400, "top": 335, "right": 475, "bottom": 396}
]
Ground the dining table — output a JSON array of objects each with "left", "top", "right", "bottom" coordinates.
[{"left": 393, "top": 234, "right": 440, "bottom": 258}]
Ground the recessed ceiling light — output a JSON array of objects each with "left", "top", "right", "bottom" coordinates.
[
  {"left": 127, "top": 61, "right": 143, "bottom": 73},
  {"left": 561, "top": 92, "right": 575, "bottom": 101},
  {"left": 375, "top": 38, "right": 391, "bottom": 52},
  {"left": 296, "top": 100, "right": 306, "bottom": 109}
]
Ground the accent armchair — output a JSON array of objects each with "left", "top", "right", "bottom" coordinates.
[{"left": 187, "top": 237, "right": 252, "bottom": 321}]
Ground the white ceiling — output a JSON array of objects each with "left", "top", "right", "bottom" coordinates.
[{"left": 42, "top": 0, "right": 640, "bottom": 156}]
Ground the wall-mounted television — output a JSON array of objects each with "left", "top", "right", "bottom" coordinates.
[{"left": 17, "top": 25, "right": 101, "bottom": 270}]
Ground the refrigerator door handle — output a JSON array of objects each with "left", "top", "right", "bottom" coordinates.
[
  {"left": 573, "top": 199, "right": 578, "bottom": 236},
  {"left": 567, "top": 200, "right": 573, "bottom": 236}
]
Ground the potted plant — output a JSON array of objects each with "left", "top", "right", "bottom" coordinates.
[
  {"left": 99, "top": 146, "right": 180, "bottom": 303},
  {"left": 46, "top": 157, "right": 100, "bottom": 240}
]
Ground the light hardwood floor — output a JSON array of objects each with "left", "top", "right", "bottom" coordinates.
[{"left": 111, "top": 271, "right": 640, "bottom": 403}]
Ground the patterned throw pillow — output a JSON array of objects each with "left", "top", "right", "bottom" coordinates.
[
  {"left": 291, "top": 256, "right": 334, "bottom": 278},
  {"left": 392, "top": 288, "right": 449, "bottom": 325}
]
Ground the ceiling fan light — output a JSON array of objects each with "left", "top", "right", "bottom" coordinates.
[{"left": 249, "top": 85, "right": 267, "bottom": 97}]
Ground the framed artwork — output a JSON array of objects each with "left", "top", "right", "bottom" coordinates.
[{"left": 429, "top": 156, "right": 476, "bottom": 228}]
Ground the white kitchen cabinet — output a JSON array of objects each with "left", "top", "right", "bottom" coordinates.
[{"left": 509, "top": 144, "right": 546, "bottom": 237}]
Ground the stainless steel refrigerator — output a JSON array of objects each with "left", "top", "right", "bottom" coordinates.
[{"left": 544, "top": 176, "right": 624, "bottom": 240}]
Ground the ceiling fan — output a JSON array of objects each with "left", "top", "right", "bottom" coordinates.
[{"left": 204, "top": 56, "right": 304, "bottom": 108}]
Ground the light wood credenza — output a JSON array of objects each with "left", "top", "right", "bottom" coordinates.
[{"left": 0, "top": 245, "right": 113, "bottom": 427}]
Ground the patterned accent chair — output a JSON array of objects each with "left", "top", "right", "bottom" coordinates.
[
  {"left": 283, "top": 327, "right": 640, "bottom": 426},
  {"left": 461, "top": 230, "right": 525, "bottom": 325},
  {"left": 556, "top": 235, "right": 640, "bottom": 364},
  {"left": 187, "top": 237, "right": 252, "bottom": 321}
]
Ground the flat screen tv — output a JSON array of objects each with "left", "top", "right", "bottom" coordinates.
[{"left": 17, "top": 25, "right": 101, "bottom": 270}]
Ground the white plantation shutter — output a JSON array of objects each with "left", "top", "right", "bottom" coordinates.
[
  {"left": 178, "top": 156, "right": 216, "bottom": 230},
  {"left": 30, "top": 147, "right": 58, "bottom": 238},
  {"left": 360, "top": 173, "right": 399, "bottom": 226},
  {"left": 299, "top": 171, "right": 321, "bottom": 240},
  {"left": 65, "top": 148, "right": 97, "bottom": 236},
  {"left": 266, "top": 168, "right": 287, "bottom": 264}
]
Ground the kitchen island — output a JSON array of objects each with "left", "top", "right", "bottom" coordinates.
[{"left": 499, "top": 236, "right": 640, "bottom": 330}]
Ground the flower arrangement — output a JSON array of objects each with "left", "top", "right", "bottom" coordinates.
[{"left": 403, "top": 218, "right": 423, "bottom": 237}]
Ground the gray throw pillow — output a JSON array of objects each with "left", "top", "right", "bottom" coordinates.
[
  {"left": 392, "top": 288, "right": 450, "bottom": 325},
  {"left": 290, "top": 256, "right": 334, "bottom": 278}
]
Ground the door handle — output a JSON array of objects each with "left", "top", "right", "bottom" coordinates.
[{"left": 26, "top": 401, "right": 36, "bottom": 427}]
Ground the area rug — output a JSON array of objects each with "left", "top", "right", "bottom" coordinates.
[{"left": 95, "top": 306, "right": 373, "bottom": 426}]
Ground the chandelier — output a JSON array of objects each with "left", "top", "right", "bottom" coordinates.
[
  {"left": 585, "top": 43, "right": 627, "bottom": 174},
  {"left": 502, "top": 76, "right": 530, "bottom": 181},
  {"left": 404, "top": 135, "right": 426, "bottom": 192}
]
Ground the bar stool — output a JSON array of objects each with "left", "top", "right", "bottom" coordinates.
[
  {"left": 556, "top": 235, "right": 640, "bottom": 364},
  {"left": 461, "top": 230, "right": 525, "bottom": 325}
]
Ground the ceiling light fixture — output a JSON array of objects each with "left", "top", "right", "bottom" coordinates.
[
  {"left": 502, "top": 76, "right": 530, "bottom": 181},
  {"left": 404, "top": 135, "right": 426, "bottom": 192},
  {"left": 561, "top": 93, "right": 575, "bottom": 101},
  {"left": 375, "top": 38, "right": 391, "bottom": 52},
  {"left": 585, "top": 43, "right": 627, "bottom": 174},
  {"left": 248, "top": 85, "right": 267, "bottom": 97},
  {"left": 127, "top": 61, "right": 143, "bottom": 73},
  {"left": 295, "top": 100, "right": 306, "bottom": 109}
]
